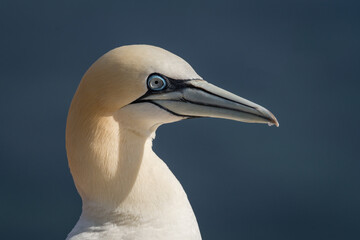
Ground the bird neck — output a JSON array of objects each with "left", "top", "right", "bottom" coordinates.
[{"left": 66, "top": 101, "right": 193, "bottom": 223}]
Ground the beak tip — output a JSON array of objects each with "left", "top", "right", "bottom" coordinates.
[
  {"left": 257, "top": 106, "right": 279, "bottom": 127},
  {"left": 273, "top": 120, "right": 280, "bottom": 127},
  {"left": 264, "top": 109, "right": 279, "bottom": 127},
  {"left": 267, "top": 119, "right": 279, "bottom": 127},
  {"left": 271, "top": 117, "right": 279, "bottom": 127}
]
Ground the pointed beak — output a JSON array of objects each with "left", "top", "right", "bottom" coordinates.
[{"left": 134, "top": 79, "right": 279, "bottom": 127}]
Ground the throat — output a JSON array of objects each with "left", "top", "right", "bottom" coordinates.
[
  {"left": 83, "top": 136, "right": 191, "bottom": 220},
  {"left": 70, "top": 134, "right": 200, "bottom": 239},
  {"left": 67, "top": 113, "right": 201, "bottom": 239},
  {"left": 70, "top": 118, "right": 191, "bottom": 218}
]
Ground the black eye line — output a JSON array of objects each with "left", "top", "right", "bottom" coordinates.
[
  {"left": 132, "top": 73, "right": 204, "bottom": 104},
  {"left": 147, "top": 73, "right": 196, "bottom": 93}
]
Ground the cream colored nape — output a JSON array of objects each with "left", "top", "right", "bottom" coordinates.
[
  {"left": 66, "top": 44, "right": 278, "bottom": 240},
  {"left": 66, "top": 45, "right": 202, "bottom": 240}
]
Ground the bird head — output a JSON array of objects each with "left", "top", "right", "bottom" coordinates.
[
  {"left": 76, "top": 45, "right": 278, "bottom": 135},
  {"left": 66, "top": 45, "right": 279, "bottom": 208}
]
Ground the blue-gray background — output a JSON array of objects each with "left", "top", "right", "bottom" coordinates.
[{"left": 1, "top": 0, "right": 359, "bottom": 239}]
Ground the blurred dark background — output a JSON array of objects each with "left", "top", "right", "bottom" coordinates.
[{"left": 1, "top": 0, "right": 359, "bottom": 239}]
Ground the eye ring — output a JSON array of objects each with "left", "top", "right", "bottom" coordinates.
[{"left": 147, "top": 74, "right": 167, "bottom": 91}]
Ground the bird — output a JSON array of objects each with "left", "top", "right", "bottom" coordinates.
[{"left": 65, "top": 45, "right": 278, "bottom": 240}]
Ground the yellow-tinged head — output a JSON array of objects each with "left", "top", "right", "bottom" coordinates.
[{"left": 66, "top": 44, "right": 278, "bottom": 208}]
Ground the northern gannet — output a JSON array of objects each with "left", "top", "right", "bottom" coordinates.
[{"left": 66, "top": 45, "right": 278, "bottom": 240}]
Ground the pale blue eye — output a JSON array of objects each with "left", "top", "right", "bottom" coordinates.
[{"left": 147, "top": 74, "right": 167, "bottom": 91}]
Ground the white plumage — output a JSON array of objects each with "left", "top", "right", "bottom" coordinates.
[{"left": 66, "top": 45, "right": 278, "bottom": 240}]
